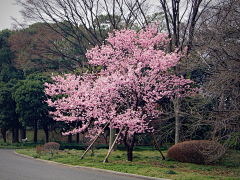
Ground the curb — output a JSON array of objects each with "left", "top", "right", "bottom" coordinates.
[{"left": 14, "top": 151, "right": 170, "bottom": 180}]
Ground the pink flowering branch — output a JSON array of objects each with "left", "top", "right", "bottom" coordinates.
[{"left": 45, "top": 24, "right": 198, "bottom": 158}]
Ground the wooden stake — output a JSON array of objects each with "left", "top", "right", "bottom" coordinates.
[
  {"left": 103, "top": 126, "right": 125, "bottom": 163},
  {"left": 80, "top": 123, "right": 109, "bottom": 159},
  {"left": 149, "top": 131, "right": 165, "bottom": 160}
]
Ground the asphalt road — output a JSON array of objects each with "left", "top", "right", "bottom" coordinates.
[{"left": 0, "top": 149, "right": 165, "bottom": 180}]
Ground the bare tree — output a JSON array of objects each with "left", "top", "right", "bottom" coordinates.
[
  {"left": 158, "top": 0, "right": 213, "bottom": 53},
  {"left": 192, "top": 0, "right": 240, "bottom": 149},
  {"left": 156, "top": 0, "right": 214, "bottom": 144},
  {"left": 13, "top": 0, "right": 155, "bottom": 70}
]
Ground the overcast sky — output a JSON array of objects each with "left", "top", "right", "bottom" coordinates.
[
  {"left": 0, "top": 0, "right": 160, "bottom": 31},
  {"left": 0, "top": 0, "right": 23, "bottom": 31}
]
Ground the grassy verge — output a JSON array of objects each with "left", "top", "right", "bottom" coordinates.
[{"left": 15, "top": 148, "right": 240, "bottom": 180}]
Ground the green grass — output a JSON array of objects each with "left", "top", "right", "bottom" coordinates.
[
  {"left": 15, "top": 148, "right": 240, "bottom": 180},
  {"left": 1, "top": 129, "right": 240, "bottom": 179}
]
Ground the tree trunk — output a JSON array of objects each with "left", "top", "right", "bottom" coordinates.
[
  {"left": 1, "top": 129, "right": 7, "bottom": 143},
  {"left": 76, "top": 133, "right": 79, "bottom": 144},
  {"left": 20, "top": 128, "right": 26, "bottom": 140},
  {"left": 123, "top": 131, "right": 135, "bottom": 161},
  {"left": 127, "top": 148, "right": 133, "bottom": 162},
  {"left": 11, "top": 128, "right": 15, "bottom": 143},
  {"left": 173, "top": 96, "right": 180, "bottom": 144},
  {"left": 212, "top": 92, "right": 225, "bottom": 141},
  {"left": 33, "top": 119, "right": 38, "bottom": 142},
  {"left": 68, "top": 134, "right": 72, "bottom": 143},
  {"left": 14, "top": 128, "right": 19, "bottom": 143},
  {"left": 11, "top": 128, "right": 19, "bottom": 143},
  {"left": 43, "top": 125, "right": 49, "bottom": 143}
]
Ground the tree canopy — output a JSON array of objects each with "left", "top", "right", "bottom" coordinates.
[{"left": 45, "top": 24, "right": 197, "bottom": 161}]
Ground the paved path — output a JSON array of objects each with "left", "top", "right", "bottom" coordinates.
[{"left": 0, "top": 149, "right": 166, "bottom": 180}]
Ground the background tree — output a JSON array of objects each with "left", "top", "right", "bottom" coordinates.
[
  {"left": 192, "top": 0, "right": 240, "bottom": 148},
  {"left": 0, "top": 30, "right": 15, "bottom": 66},
  {"left": 155, "top": 0, "right": 219, "bottom": 144},
  {"left": 12, "top": 73, "right": 53, "bottom": 143},
  {"left": 157, "top": 0, "right": 213, "bottom": 52},
  {"left": 0, "top": 80, "right": 20, "bottom": 143},
  {"left": 14, "top": 0, "right": 155, "bottom": 70},
  {"left": 0, "top": 29, "right": 23, "bottom": 143},
  {"left": 9, "top": 23, "right": 73, "bottom": 75}
]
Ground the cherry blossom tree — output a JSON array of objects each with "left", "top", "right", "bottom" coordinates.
[{"left": 45, "top": 24, "right": 197, "bottom": 161}]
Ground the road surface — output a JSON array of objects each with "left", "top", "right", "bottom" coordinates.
[{"left": 0, "top": 149, "right": 165, "bottom": 180}]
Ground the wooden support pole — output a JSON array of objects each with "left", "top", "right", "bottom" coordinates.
[
  {"left": 103, "top": 126, "right": 124, "bottom": 163},
  {"left": 109, "top": 128, "right": 117, "bottom": 151},
  {"left": 149, "top": 132, "right": 165, "bottom": 160},
  {"left": 80, "top": 123, "right": 109, "bottom": 159}
]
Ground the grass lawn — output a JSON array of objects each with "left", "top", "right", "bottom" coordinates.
[
  {"left": 15, "top": 147, "right": 240, "bottom": 180},
  {"left": 1, "top": 129, "right": 240, "bottom": 179}
]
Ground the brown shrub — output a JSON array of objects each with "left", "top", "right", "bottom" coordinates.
[
  {"left": 166, "top": 140, "right": 225, "bottom": 164},
  {"left": 44, "top": 142, "right": 60, "bottom": 156},
  {"left": 36, "top": 145, "right": 45, "bottom": 154}
]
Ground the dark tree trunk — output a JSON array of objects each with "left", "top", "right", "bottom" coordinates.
[
  {"left": 33, "top": 119, "right": 38, "bottom": 142},
  {"left": 1, "top": 129, "right": 7, "bottom": 143},
  {"left": 76, "top": 133, "right": 79, "bottom": 144},
  {"left": 127, "top": 147, "right": 133, "bottom": 162},
  {"left": 14, "top": 128, "right": 19, "bottom": 143},
  {"left": 123, "top": 131, "right": 135, "bottom": 162},
  {"left": 11, "top": 128, "right": 19, "bottom": 143},
  {"left": 11, "top": 128, "right": 15, "bottom": 143},
  {"left": 44, "top": 128, "right": 49, "bottom": 143},
  {"left": 42, "top": 125, "right": 49, "bottom": 143},
  {"left": 68, "top": 134, "right": 72, "bottom": 143},
  {"left": 20, "top": 128, "right": 26, "bottom": 140}
]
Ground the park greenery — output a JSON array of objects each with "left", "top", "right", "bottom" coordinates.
[
  {"left": 0, "top": 0, "right": 239, "bottom": 178},
  {"left": 14, "top": 146, "right": 240, "bottom": 180}
]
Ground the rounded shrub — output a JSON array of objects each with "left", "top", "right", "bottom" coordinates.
[
  {"left": 44, "top": 142, "right": 60, "bottom": 156},
  {"left": 166, "top": 140, "right": 225, "bottom": 164}
]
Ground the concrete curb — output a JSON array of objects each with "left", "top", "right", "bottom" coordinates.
[{"left": 14, "top": 151, "right": 170, "bottom": 180}]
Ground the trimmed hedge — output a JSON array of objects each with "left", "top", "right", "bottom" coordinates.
[{"left": 166, "top": 140, "right": 225, "bottom": 164}]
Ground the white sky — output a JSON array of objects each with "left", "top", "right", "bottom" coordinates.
[{"left": 0, "top": 0, "right": 23, "bottom": 31}]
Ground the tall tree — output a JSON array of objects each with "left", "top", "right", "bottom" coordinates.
[
  {"left": 12, "top": 73, "right": 53, "bottom": 143},
  {"left": 0, "top": 29, "right": 23, "bottom": 143},
  {"left": 0, "top": 80, "right": 20, "bottom": 143},
  {"left": 193, "top": 0, "right": 240, "bottom": 148},
  {"left": 0, "top": 29, "right": 15, "bottom": 66},
  {"left": 9, "top": 23, "right": 71, "bottom": 75},
  {"left": 156, "top": 0, "right": 216, "bottom": 144},
  {"left": 158, "top": 0, "right": 213, "bottom": 53}
]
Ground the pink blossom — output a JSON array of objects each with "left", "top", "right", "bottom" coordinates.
[{"left": 45, "top": 24, "right": 197, "bottom": 140}]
